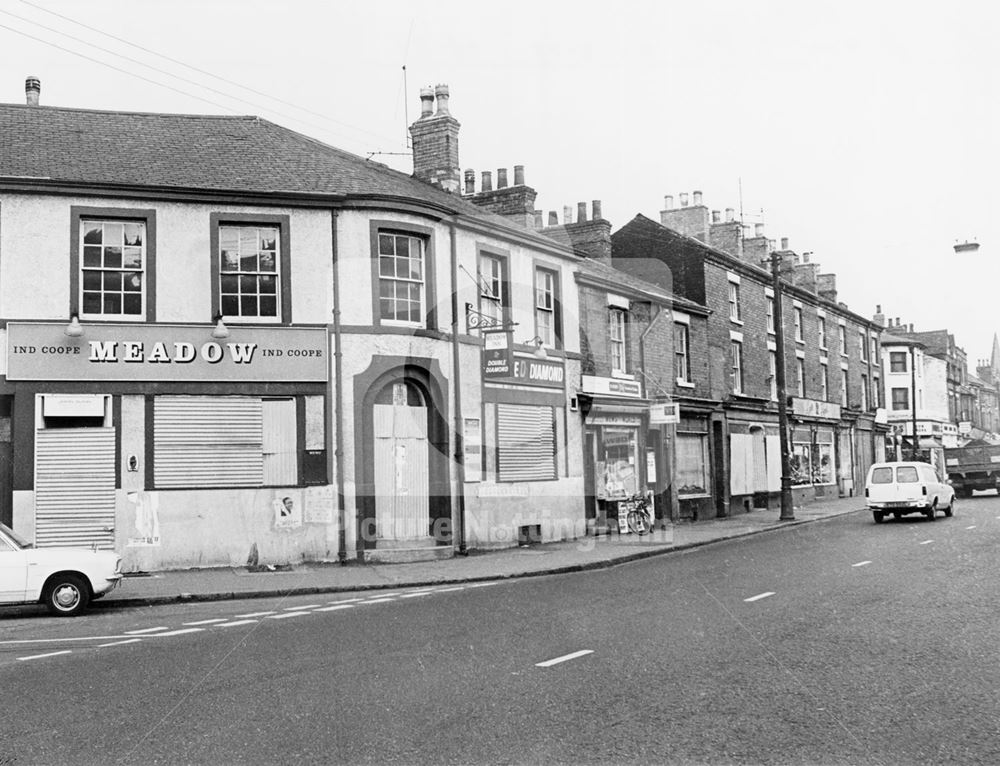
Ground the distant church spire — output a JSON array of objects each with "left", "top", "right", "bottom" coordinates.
[{"left": 992, "top": 333, "right": 1000, "bottom": 372}]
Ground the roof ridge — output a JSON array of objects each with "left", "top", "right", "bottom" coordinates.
[{"left": 0, "top": 101, "right": 259, "bottom": 121}]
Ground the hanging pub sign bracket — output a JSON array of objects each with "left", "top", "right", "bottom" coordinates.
[{"left": 465, "top": 303, "right": 510, "bottom": 334}]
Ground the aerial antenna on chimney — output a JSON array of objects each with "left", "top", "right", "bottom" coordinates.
[
  {"left": 738, "top": 176, "right": 744, "bottom": 227},
  {"left": 402, "top": 64, "right": 411, "bottom": 149}
]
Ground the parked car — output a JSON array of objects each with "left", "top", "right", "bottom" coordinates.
[
  {"left": 0, "top": 522, "right": 123, "bottom": 616},
  {"left": 865, "top": 461, "right": 955, "bottom": 524}
]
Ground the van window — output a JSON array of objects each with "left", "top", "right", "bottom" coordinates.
[
  {"left": 896, "top": 466, "right": 919, "bottom": 483},
  {"left": 870, "top": 467, "right": 894, "bottom": 484}
]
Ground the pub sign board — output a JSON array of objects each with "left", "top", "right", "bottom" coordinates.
[
  {"left": 482, "top": 330, "right": 513, "bottom": 379},
  {"left": 6, "top": 322, "right": 329, "bottom": 382}
]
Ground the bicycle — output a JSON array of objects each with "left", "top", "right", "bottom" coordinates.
[{"left": 619, "top": 494, "right": 653, "bottom": 535}]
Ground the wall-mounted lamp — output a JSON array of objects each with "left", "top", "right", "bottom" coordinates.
[
  {"left": 211, "top": 313, "right": 230, "bottom": 339},
  {"left": 524, "top": 336, "right": 547, "bottom": 360},
  {"left": 64, "top": 313, "right": 83, "bottom": 337}
]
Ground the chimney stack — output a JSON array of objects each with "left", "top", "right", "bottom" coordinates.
[
  {"left": 754, "top": 223, "right": 764, "bottom": 237},
  {"left": 725, "top": 208, "right": 735, "bottom": 222},
  {"left": 464, "top": 169, "right": 475, "bottom": 195},
  {"left": 513, "top": 165, "right": 525, "bottom": 185},
  {"left": 712, "top": 210, "right": 721, "bottom": 223},
  {"left": 25, "top": 76, "right": 40, "bottom": 106},
  {"left": 434, "top": 84, "right": 450, "bottom": 114},
  {"left": 548, "top": 211, "right": 558, "bottom": 226},
  {"left": 780, "top": 237, "right": 789, "bottom": 250},
  {"left": 409, "top": 83, "right": 461, "bottom": 193},
  {"left": 497, "top": 168, "right": 508, "bottom": 189}
]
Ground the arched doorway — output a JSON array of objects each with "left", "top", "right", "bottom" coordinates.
[{"left": 373, "top": 380, "right": 429, "bottom": 541}]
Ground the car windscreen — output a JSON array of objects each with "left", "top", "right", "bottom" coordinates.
[
  {"left": 895, "top": 466, "right": 920, "bottom": 483},
  {"left": 870, "top": 467, "right": 894, "bottom": 484}
]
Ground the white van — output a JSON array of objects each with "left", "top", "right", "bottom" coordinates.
[{"left": 865, "top": 461, "right": 955, "bottom": 523}]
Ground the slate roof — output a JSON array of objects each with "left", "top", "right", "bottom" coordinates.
[
  {"left": 575, "top": 257, "right": 708, "bottom": 315},
  {"left": 0, "top": 102, "right": 561, "bottom": 248}
]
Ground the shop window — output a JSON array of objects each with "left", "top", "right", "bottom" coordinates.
[
  {"left": 496, "top": 403, "right": 556, "bottom": 482},
  {"left": 789, "top": 428, "right": 812, "bottom": 486},
  {"left": 813, "top": 430, "right": 835, "bottom": 485},
  {"left": 676, "top": 430, "right": 709, "bottom": 497},
  {"left": 154, "top": 396, "right": 297, "bottom": 488},
  {"left": 600, "top": 427, "right": 638, "bottom": 500},
  {"left": 534, "top": 266, "right": 561, "bottom": 348},
  {"left": 72, "top": 207, "right": 156, "bottom": 322},
  {"left": 211, "top": 213, "right": 290, "bottom": 324}
]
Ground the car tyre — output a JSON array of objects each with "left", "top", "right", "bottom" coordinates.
[
  {"left": 873, "top": 511, "right": 885, "bottom": 524},
  {"left": 944, "top": 495, "right": 955, "bottom": 517},
  {"left": 925, "top": 501, "right": 936, "bottom": 521},
  {"left": 44, "top": 573, "right": 90, "bottom": 617}
]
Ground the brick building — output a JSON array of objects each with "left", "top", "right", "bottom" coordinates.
[{"left": 611, "top": 194, "right": 887, "bottom": 518}]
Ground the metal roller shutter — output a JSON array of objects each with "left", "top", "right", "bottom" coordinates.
[
  {"left": 35, "top": 428, "right": 116, "bottom": 549},
  {"left": 155, "top": 397, "right": 263, "bottom": 487},
  {"left": 497, "top": 404, "right": 556, "bottom": 482}
]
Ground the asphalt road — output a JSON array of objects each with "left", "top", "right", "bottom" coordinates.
[{"left": 3, "top": 495, "right": 1000, "bottom": 765}]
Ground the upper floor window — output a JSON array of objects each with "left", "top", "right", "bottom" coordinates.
[
  {"left": 769, "top": 351, "right": 778, "bottom": 401},
  {"left": 841, "top": 368, "right": 849, "bottom": 407},
  {"left": 890, "top": 351, "right": 908, "bottom": 373},
  {"left": 860, "top": 373, "right": 869, "bottom": 410},
  {"left": 218, "top": 225, "right": 280, "bottom": 320},
  {"left": 378, "top": 231, "right": 425, "bottom": 325},
  {"left": 818, "top": 317, "right": 827, "bottom": 349},
  {"left": 609, "top": 307, "right": 628, "bottom": 373},
  {"left": 80, "top": 219, "right": 146, "bottom": 319},
  {"left": 731, "top": 340, "right": 744, "bottom": 394},
  {"left": 796, "top": 358, "right": 806, "bottom": 397},
  {"left": 838, "top": 325, "right": 848, "bottom": 356},
  {"left": 859, "top": 330, "right": 868, "bottom": 362},
  {"left": 794, "top": 307, "right": 804, "bottom": 342},
  {"left": 891, "top": 387, "right": 910, "bottom": 411},
  {"left": 728, "top": 281, "right": 741, "bottom": 322},
  {"left": 766, "top": 297, "right": 775, "bottom": 334},
  {"left": 820, "top": 362, "right": 829, "bottom": 400},
  {"left": 870, "top": 336, "right": 879, "bottom": 365},
  {"left": 478, "top": 253, "right": 506, "bottom": 328},
  {"left": 534, "top": 267, "right": 560, "bottom": 347},
  {"left": 674, "top": 322, "right": 691, "bottom": 383}
]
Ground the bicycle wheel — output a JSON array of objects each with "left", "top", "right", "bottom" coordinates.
[{"left": 626, "top": 509, "right": 651, "bottom": 535}]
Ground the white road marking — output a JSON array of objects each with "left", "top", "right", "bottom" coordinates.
[
  {"left": 434, "top": 587, "right": 465, "bottom": 593},
  {"left": 399, "top": 591, "right": 433, "bottom": 598},
  {"left": 744, "top": 592, "right": 775, "bottom": 602},
  {"left": 852, "top": 561, "right": 872, "bottom": 567},
  {"left": 151, "top": 628, "right": 205, "bottom": 637},
  {"left": 360, "top": 597, "right": 395, "bottom": 604},
  {"left": 965, "top": 525, "right": 977, "bottom": 530},
  {"left": 98, "top": 639, "right": 143, "bottom": 648},
  {"left": 17, "top": 650, "right": 71, "bottom": 662},
  {"left": 919, "top": 540, "right": 934, "bottom": 545},
  {"left": 125, "top": 626, "right": 170, "bottom": 635},
  {"left": 234, "top": 611, "right": 276, "bottom": 618},
  {"left": 183, "top": 618, "right": 228, "bottom": 626},
  {"left": 215, "top": 620, "right": 258, "bottom": 628},
  {"left": 466, "top": 582, "right": 499, "bottom": 588},
  {"left": 327, "top": 598, "right": 362, "bottom": 605},
  {"left": 267, "top": 611, "right": 311, "bottom": 619},
  {"left": 284, "top": 604, "right": 321, "bottom": 611},
  {"left": 0, "top": 635, "right": 140, "bottom": 645},
  {"left": 535, "top": 650, "right": 594, "bottom": 668},
  {"left": 314, "top": 604, "right": 356, "bottom": 612}
]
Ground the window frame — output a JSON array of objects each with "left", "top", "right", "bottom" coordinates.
[
  {"left": 477, "top": 249, "right": 509, "bottom": 331},
  {"left": 731, "top": 340, "right": 744, "bottom": 394},
  {"left": 859, "top": 329, "right": 868, "bottom": 362},
  {"left": 796, "top": 357, "right": 806, "bottom": 397},
  {"left": 210, "top": 213, "right": 291, "bottom": 325},
  {"left": 818, "top": 317, "right": 827, "bottom": 349},
  {"left": 533, "top": 264, "right": 562, "bottom": 349},
  {"left": 769, "top": 351, "right": 778, "bottom": 401},
  {"left": 891, "top": 387, "right": 910, "bottom": 411},
  {"left": 728, "top": 281, "right": 741, "bottom": 322},
  {"left": 369, "top": 220, "right": 437, "bottom": 330},
  {"left": 820, "top": 362, "right": 829, "bottom": 401},
  {"left": 71, "top": 206, "right": 157, "bottom": 322},
  {"left": 766, "top": 296, "right": 775, "bottom": 334},
  {"left": 838, "top": 324, "right": 848, "bottom": 357},
  {"left": 674, "top": 321, "right": 691, "bottom": 384},
  {"left": 609, "top": 306, "right": 628, "bottom": 374},
  {"left": 841, "top": 367, "right": 849, "bottom": 407},
  {"left": 794, "top": 306, "right": 804, "bottom": 343},
  {"left": 890, "top": 351, "right": 908, "bottom": 373}
]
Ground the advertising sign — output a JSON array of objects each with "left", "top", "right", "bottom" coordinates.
[
  {"left": 486, "top": 354, "right": 565, "bottom": 389},
  {"left": 581, "top": 375, "right": 642, "bottom": 399},
  {"left": 7, "top": 322, "right": 328, "bottom": 382},
  {"left": 649, "top": 402, "right": 680, "bottom": 425},
  {"left": 482, "top": 330, "right": 513, "bottom": 379}
]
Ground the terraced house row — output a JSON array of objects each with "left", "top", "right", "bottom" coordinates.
[{"left": 0, "top": 77, "right": 886, "bottom": 571}]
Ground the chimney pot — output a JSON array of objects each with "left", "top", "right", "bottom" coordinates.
[
  {"left": 876, "top": 304, "right": 882, "bottom": 313},
  {"left": 693, "top": 190, "right": 703, "bottom": 206},
  {"left": 434, "top": 84, "right": 450, "bottom": 115},
  {"left": 754, "top": 223, "right": 764, "bottom": 237},
  {"left": 910, "top": 324, "right": 914, "bottom": 332},
  {"left": 419, "top": 86, "right": 434, "bottom": 117},
  {"left": 513, "top": 165, "right": 525, "bottom": 185},
  {"left": 533, "top": 211, "right": 543, "bottom": 229},
  {"left": 563, "top": 205, "right": 574, "bottom": 225},
  {"left": 592, "top": 200, "right": 602, "bottom": 220},
  {"left": 679, "top": 192, "right": 689, "bottom": 207},
  {"left": 497, "top": 168, "right": 508, "bottom": 189},
  {"left": 725, "top": 207, "right": 735, "bottom": 222},
  {"left": 481, "top": 171, "right": 493, "bottom": 192},
  {"left": 464, "top": 169, "right": 475, "bottom": 195},
  {"left": 711, "top": 210, "right": 721, "bottom": 223},
  {"left": 768, "top": 239, "right": 776, "bottom": 251},
  {"left": 548, "top": 211, "right": 558, "bottom": 226},
  {"left": 780, "top": 237, "right": 789, "bottom": 250},
  {"left": 25, "top": 76, "right": 40, "bottom": 107},
  {"left": 664, "top": 195, "right": 674, "bottom": 210},
  {"left": 803, "top": 253, "right": 810, "bottom": 263},
  {"left": 577, "top": 202, "right": 587, "bottom": 223}
]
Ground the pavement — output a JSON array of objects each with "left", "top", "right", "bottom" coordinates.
[{"left": 103, "top": 495, "right": 866, "bottom": 608}]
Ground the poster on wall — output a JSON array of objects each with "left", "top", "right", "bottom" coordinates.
[
  {"left": 273, "top": 490, "right": 303, "bottom": 529},
  {"left": 126, "top": 491, "right": 161, "bottom": 547},
  {"left": 304, "top": 486, "right": 334, "bottom": 524}
]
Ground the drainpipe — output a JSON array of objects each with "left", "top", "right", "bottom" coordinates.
[
  {"left": 638, "top": 302, "right": 666, "bottom": 522},
  {"left": 331, "top": 210, "right": 347, "bottom": 563},
  {"left": 450, "top": 222, "right": 468, "bottom": 554}
]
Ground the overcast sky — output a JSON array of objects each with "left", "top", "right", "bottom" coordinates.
[{"left": 2, "top": 0, "right": 997, "bottom": 368}]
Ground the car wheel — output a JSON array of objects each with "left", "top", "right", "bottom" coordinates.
[
  {"left": 44, "top": 574, "right": 91, "bottom": 617},
  {"left": 873, "top": 511, "right": 885, "bottom": 524},
  {"left": 893, "top": 512, "right": 903, "bottom": 520},
  {"left": 944, "top": 495, "right": 955, "bottom": 517},
  {"left": 925, "top": 501, "right": 936, "bottom": 521}
]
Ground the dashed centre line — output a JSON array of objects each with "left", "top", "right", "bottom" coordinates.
[
  {"left": 919, "top": 540, "right": 934, "bottom": 545},
  {"left": 152, "top": 628, "right": 205, "bottom": 637},
  {"left": 183, "top": 618, "right": 228, "bottom": 626},
  {"left": 360, "top": 597, "right": 396, "bottom": 604},
  {"left": 267, "top": 612, "right": 311, "bottom": 620},
  {"left": 215, "top": 619, "right": 258, "bottom": 628},
  {"left": 965, "top": 525, "right": 977, "bottom": 530},
  {"left": 284, "top": 605, "right": 322, "bottom": 611},
  {"left": 536, "top": 650, "right": 594, "bottom": 668},
  {"left": 18, "top": 650, "right": 71, "bottom": 662},
  {"left": 852, "top": 561, "right": 872, "bottom": 567},
  {"left": 98, "top": 638, "right": 142, "bottom": 648},
  {"left": 125, "top": 626, "right": 170, "bottom": 635},
  {"left": 234, "top": 611, "right": 276, "bottom": 618},
  {"left": 744, "top": 592, "right": 775, "bottom": 602},
  {"left": 314, "top": 604, "right": 356, "bottom": 612}
]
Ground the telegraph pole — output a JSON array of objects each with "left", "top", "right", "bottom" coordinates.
[{"left": 770, "top": 251, "right": 796, "bottom": 520}]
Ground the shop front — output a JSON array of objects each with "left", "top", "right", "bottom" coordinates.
[
  {"left": 789, "top": 397, "right": 841, "bottom": 501},
  {"left": 4, "top": 322, "right": 332, "bottom": 571}
]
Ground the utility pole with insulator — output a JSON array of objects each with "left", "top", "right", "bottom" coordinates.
[{"left": 770, "top": 251, "right": 796, "bottom": 521}]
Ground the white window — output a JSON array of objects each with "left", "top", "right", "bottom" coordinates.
[
  {"left": 838, "top": 325, "right": 848, "bottom": 357},
  {"left": 609, "top": 307, "right": 628, "bottom": 373},
  {"left": 479, "top": 253, "right": 505, "bottom": 327},
  {"left": 796, "top": 358, "right": 806, "bottom": 397},
  {"left": 794, "top": 306, "right": 804, "bottom": 342},
  {"left": 674, "top": 322, "right": 690, "bottom": 383},
  {"left": 731, "top": 340, "right": 743, "bottom": 394},
  {"left": 766, "top": 297, "right": 775, "bottom": 334},
  {"left": 870, "top": 336, "right": 879, "bottom": 365},
  {"left": 769, "top": 351, "right": 778, "bottom": 401},
  {"left": 861, "top": 373, "right": 869, "bottom": 410},
  {"left": 534, "top": 267, "right": 556, "bottom": 346},
  {"left": 728, "top": 282, "right": 741, "bottom": 322},
  {"left": 219, "top": 225, "right": 280, "bottom": 319},
  {"left": 378, "top": 232, "right": 425, "bottom": 325},
  {"left": 841, "top": 368, "right": 849, "bottom": 407},
  {"left": 859, "top": 330, "right": 868, "bottom": 362},
  {"left": 81, "top": 219, "right": 146, "bottom": 318},
  {"left": 818, "top": 317, "right": 827, "bottom": 349},
  {"left": 677, "top": 417, "right": 709, "bottom": 496},
  {"left": 820, "top": 362, "right": 829, "bottom": 400}
]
